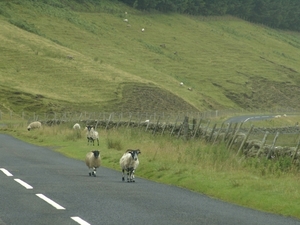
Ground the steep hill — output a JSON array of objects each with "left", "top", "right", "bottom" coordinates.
[{"left": 1, "top": 0, "right": 300, "bottom": 114}]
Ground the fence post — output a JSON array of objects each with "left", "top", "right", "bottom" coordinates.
[
  {"left": 266, "top": 132, "right": 279, "bottom": 159},
  {"left": 237, "top": 124, "right": 254, "bottom": 155},
  {"left": 213, "top": 122, "right": 224, "bottom": 144},
  {"left": 208, "top": 123, "right": 217, "bottom": 142},
  {"left": 183, "top": 116, "right": 189, "bottom": 141},
  {"left": 227, "top": 122, "right": 244, "bottom": 150},
  {"left": 292, "top": 138, "right": 300, "bottom": 161},
  {"left": 105, "top": 113, "right": 112, "bottom": 131},
  {"left": 223, "top": 123, "right": 232, "bottom": 142},
  {"left": 170, "top": 116, "right": 179, "bottom": 136},
  {"left": 192, "top": 118, "right": 203, "bottom": 139},
  {"left": 152, "top": 116, "right": 160, "bottom": 135},
  {"left": 127, "top": 113, "right": 132, "bottom": 128},
  {"left": 202, "top": 120, "right": 211, "bottom": 138},
  {"left": 256, "top": 131, "right": 269, "bottom": 157}
]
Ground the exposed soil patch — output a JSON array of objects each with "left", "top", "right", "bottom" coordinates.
[
  {"left": 224, "top": 78, "right": 300, "bottom": 110},
  {"left": 113, "top": 84, "right": 199, "bottom": 113}
]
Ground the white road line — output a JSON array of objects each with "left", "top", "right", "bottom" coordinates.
[
  {"left": 14, "top": 179, "right": 33, "bottom": 189},
  {"left": 71, "top": 217, "right": 91, "bottom": 225},
  {"left": 0, "top": 168, "right": 13, "bottom": 176},
  {"left": 36, "top": 194, "right": 65, "bottom": 210}
]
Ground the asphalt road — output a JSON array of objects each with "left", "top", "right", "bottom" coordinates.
[
  {"left": 1, "top": 134, "right": 300, "bottom": 225},
  {"left": 224, "top": 115, "right": 276, "bottom": 123}
]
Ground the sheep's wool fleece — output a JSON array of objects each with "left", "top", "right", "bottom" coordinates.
[
  {"left": 120, "top": 153, "right": 139, "bottom": 170},
  {"left": 85, "top": 151, "right": 101, "bottom": 168},
  {"left": 27, "top": 121, "right": 42, "bottom": 130}
]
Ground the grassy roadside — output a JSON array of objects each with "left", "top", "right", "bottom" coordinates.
[{"left": 1, "top": 118, "right": 300, "bottom": 219}]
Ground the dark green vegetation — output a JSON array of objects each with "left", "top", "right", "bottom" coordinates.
[
  {"left": 1, "top": 0, "right": 300, "bottom": 115},
  {"left": 120, "top": 0, "right": 300, "bottom": 32}
]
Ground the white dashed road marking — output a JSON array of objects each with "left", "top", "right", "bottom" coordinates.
[
  {"left": 14, "top": 178, "right": 33, "bottom": 189},
  {"left": 0, "top": 168, "right": 13, "bottom": 176},
  {"left": 71, "top": 217, "right": 91, "bottom": 225},
  {"left": 2, "top": 168, "right": 89, "bottom": 223},
  {"left": 36, "top": 194, "right": 66, "bottom": 210}
]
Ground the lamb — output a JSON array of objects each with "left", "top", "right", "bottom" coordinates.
[
  {"left": 119, "top": 149, "right": 141, "bottom": 182},
  {"left": 27, "top": 121, "right": 42, "bottom": 131},
  {"left": 86, "top": 125, "right": 99, "bottom": 146},
  {"left": 73, "top": 123, "right": 81, "bottom": 130},
  {"left": 85, "top": 150, "right": 101, "bottom": 177}
]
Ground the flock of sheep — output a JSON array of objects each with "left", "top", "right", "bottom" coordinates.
[{"left": 27, "top": 121, "right": 141, "bottom": 182}]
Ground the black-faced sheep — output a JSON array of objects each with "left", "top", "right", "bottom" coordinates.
[
  {"left": 85, "top": 150, "right": 101, "bottom": 177},
  {"left": 120, "top": 149, "right": 141, "bottom": 182},
  {"left": 27, "top": 121, "right": 42, "bottom": 131},
  {"left": 86, "top": 125, "right": 99, "bottom": 146},
  {"left": 73, "top": 123, "right": 81, "bottom": 130}
]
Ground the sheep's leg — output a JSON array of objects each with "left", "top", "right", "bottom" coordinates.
[
  {"left": 96, "top": 138, "right": 99, "bottom": 146},
  {"left": 88, "top": 167, "right": 92, "bottom": 176},
  {"left": 92, "top": 167, "right": 97, "bottom": 177},
  {"left": 127, "top": 170, "right": 130, "bottom": 182},
  {"left": 122, "top": 169, "right": 125, "bottom": 181},
  {"left": 131, "top": 169, "right": 136, "bottom": 182}
]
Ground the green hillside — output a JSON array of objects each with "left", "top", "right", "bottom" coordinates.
[{"left": 1, "top": 0, "right": 300, "bottom": 114}]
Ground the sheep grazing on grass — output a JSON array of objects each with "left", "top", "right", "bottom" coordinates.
[
  {"left": 27, "top": 121, "right": 42, "bottom": 131},
  {"left": 120, "top": 149, "right": 141, "bottom": 182},
  {"left": 85, "top": 150, "right": 101, "bottom": 177},
  {"left": 86, "top": 125, "right": 99, "bottom": 146},
  {"left": 73, "top": 123, "right": 81, "bottom": 130}
]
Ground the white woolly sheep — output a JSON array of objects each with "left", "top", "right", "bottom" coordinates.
[
  {"left": 73, "top": 123, "right": 81, "bottom": 130},
  {"left": 27, "top": 121, "right": 42, "bottom": 131},
  {"left": 85, "top": 150, "right": 101, "bottom": 177},
  {"left": 180, "top": 82, "right": 184, "bottom": 86},
  {"left": 141, "top": 28, "right": 145, "bottom": 32},
  {"left": 86, "top": 125, "right": 99, "bottom": 146},
  {"left": 120, "top": 149, "right": 141, "bottom": 182},
  {"left": 124, "top": 18, "right": 128, "bottom": 22}
]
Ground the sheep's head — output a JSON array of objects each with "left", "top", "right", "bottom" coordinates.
[
  {"left": 27, "top": 125, "right": 31, "bottom": 131},
  {"left": 92, "top": 150, "right": 100, "bottom": 158},
  {"left": 86, "top": 125, "right": 94, "bottom": 131},
  {"left": 126, "top": 149, "right": 141, "bottom": 161}
]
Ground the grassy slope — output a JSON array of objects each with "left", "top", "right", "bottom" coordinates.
[{"left": 1, "top": 0, "right": 300, "bottom": 114}]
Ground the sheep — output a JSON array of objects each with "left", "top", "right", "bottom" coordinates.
[
  {"left": 120, "top": 149, "right": 141, "bottom": 182},
  {"left": 180, "top": 82, "right": 183, "bottom": 86},
  {"left": 86, "top": 125, "right": 99, "bottom": 146},
  {"left": 85, "top": 150, "right": 101, "bottom": 177},
  {"left": 141, "top": 28, "right": 145, "bottom": 32},
  {"left": 27, "top": 121, "right": 42, "bottom": 131},
  {"left": 123, "top": 18, "right": 128, "bottom": 22},
  {"left": 73, "top": 123, "right": 81, "bottom": 130}
]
